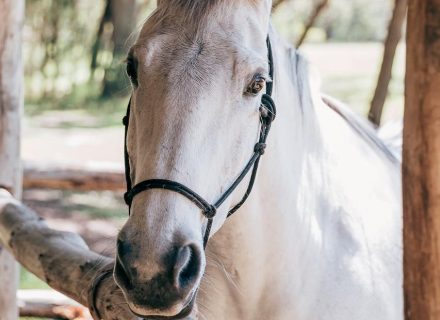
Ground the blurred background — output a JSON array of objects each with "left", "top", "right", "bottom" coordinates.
[{"left": 20, "top": 0, "right": 405, "bottom": 307}]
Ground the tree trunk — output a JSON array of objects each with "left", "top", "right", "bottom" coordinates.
[
  {"left": 0, "top": 189, "right": 136, "bottom": 320},
  {"left": 403, "top": 0, "right": 440, "bottom": 319},
  {"left": 296, "top": 0, "right": 330, "bottom": 48},
  {"left": 0, "top": 0, "right": 24, "bottom": 318},
  {"left": 102, "top": 0, "right": 137, "bottom": 97},
  {"left": 90, "top": 0, "right": 112, "bottom": 77},
  {"left": 368, "top": 0, "right": 407, "bottom": 127}
]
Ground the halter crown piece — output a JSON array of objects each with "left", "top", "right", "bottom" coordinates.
[{"left": 122, "top": 37, "right": 276, "bottom": 248}]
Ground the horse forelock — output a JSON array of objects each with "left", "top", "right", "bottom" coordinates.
[
  {"left": 150, "top": 0, "right": 264, "bottom": 32},
  {"left": 158, "top": 0, "right": 260, "bottom": 14}
]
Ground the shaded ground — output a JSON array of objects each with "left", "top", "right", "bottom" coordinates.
[{"left": 23, "top": 189, "right": 126, "bottom": 257}]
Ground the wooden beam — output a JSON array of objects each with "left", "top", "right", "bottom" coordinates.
[
  {"left": 0, "top": 0, "right": 24, "bottom": 318},
  {"left": 369, "top": 0, "right": 407, "bottom": 126},
  {"left": 0, "top": 189, "right": 136, "bottom": 320},
  {"left": 403, "top": 0, "right": 440, "bottom": 318},
  {"left": 19, "top": 301, "right": 91, "bottom": 320},
  {"left": 23, "top": 163, "right": 125, "bottom": 191}
]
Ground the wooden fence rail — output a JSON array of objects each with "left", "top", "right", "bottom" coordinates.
[{"left": 23, "top": 163, "right": 125, "bottom": 192}]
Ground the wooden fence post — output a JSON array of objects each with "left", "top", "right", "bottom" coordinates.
[
  {"left": 403, "top": 0, "right": 440, "bottom": 318},
  {"left": 0, "top": 0, "right": 24, "bottom": 319}
]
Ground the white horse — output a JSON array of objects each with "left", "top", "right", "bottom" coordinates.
[{"left": 114, "top": 1, "right": 402, "bottom": 319}]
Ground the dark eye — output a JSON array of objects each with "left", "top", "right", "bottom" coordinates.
[
  {"left": 245, "top": 75, "right": 266, "bottom": 96},
  {"left": 126, "top": 57, "right": 138, "bottom": 87}
]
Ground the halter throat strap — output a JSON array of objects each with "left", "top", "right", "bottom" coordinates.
[{"left": 123, "top": 37, "right": 276, "bottom": 248}]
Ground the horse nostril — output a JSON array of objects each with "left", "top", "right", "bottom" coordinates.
[
  {"left": 173, "top": 244, "right": 201, "bottom": 289},
  {"left": 115, "top": 239, "right": 135, "bottom": 290},
  {"left": 117, "top": 238, "right": 132, "bottom": 257},
  {"left": 115, "top": 255, "right": 134, "bottom": 290}
]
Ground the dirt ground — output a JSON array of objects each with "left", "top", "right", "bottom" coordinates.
[
  {"left": 21, "top": 111, "right": 127, "bottom": 257},
  {"left": 23, "top": 189, "right": 124, "bottom": 257}
]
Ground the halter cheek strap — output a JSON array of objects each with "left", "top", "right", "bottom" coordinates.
[{"left": 123, "top": 37, "right": 276, "bottom": 248}]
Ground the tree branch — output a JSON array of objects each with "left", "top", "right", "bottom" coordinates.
[
  {"left": 368, "top": 0, "right": 407, "bottom": 126},
  {"left": 296, "top": 0, "right": 330, "bottom": 48}
]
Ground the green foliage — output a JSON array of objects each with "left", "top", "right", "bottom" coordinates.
[
  {"left": 25, "top": 0, "right": 106, "bottom": 99},
  {"left": 20, "top": 267, "right": 50, "bottom": 290},
  {"left": 23, "top": 0, "right": 395, "bottom": 116},
  {"left": 24, "top": 0, "right": 155, "bottom": 113},
  {"left": 273, "top": 0, "right": 394, "bottom": 43}
]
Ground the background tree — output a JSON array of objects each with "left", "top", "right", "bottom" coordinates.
[
  {"left": 404, "top": 0, "right": 440, "bottom": 318},
  {"left": 369, "top": 0, "right": 407, "bottom": 126},
  {"left": 403, "top": 0, "right": 440, "bottom": 320},
  {"left": 93, "top": 0, "right": 138, "bottom": 98},
  {"left": 0, "top": 0, "right": 24, "bottom": 319},
  {"left": 296, "top": 0, "right": 330, "bottom": 48}
]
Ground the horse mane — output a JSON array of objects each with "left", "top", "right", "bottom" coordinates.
[
  {"left": 321, "top": 95, "right": 400, "bottom": 164},
  {"left": 284, "top": 43, "right": 400, "bottom": 164}
]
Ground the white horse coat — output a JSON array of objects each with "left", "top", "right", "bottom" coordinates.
[{"left": 116, "top": 1, "right": 402, "bottom": 319}]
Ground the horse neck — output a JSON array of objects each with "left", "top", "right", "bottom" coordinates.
[{"left": 202, "top": 35, "right": 326, "bottom": 316}]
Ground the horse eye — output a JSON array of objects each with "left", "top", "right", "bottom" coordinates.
[
  {"left": 126, "top": 58, "right": 138, "bottom": 87},
  {"left": 245, "top": 75, "right": 266, "bottom": 96}
]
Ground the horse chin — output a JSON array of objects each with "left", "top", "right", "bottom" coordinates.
[{"left": 127, "top": 290, "right": 197, "bottom": 320}]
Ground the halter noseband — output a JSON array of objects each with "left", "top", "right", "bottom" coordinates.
[{"left": 122, "top": 38, "right": 276, "bottom": 248}]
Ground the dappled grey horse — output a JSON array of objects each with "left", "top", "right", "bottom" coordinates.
[{"left": 113, "top": 1, "right": 402, "bottom": 319}]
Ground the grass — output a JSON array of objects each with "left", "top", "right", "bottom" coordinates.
[
  {"left": 25, "top": 89, "right": 129, "bottom": 128},
  {"left": 20, "top": 268, "right": 50, "bottom": 290},
  {"left": 20, "top": 267, "right": 50, "bottom": 320}
]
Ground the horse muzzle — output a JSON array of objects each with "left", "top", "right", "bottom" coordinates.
[{"left": 114, "top": 239, "right": 203, "bottom": 319}]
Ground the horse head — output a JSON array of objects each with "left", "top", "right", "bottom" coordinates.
[{"left": 114, "top": 1, "right": 273, "bottom": 318}]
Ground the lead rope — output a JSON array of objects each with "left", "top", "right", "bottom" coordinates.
[{"left": 122, "top": 37, "right": 276, "bottom": 249}]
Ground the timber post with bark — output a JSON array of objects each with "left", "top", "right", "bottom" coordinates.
[
  {"left": 368, "top": 0, "right": 407, "bottom": 126},
  {"left": 403, "top": 0, "right": 440, "bottom": 319},
  {"left": 0, "top": 0, "right": 24, "bottom": 318},
  {"left": 0, "top": 189, "right": 137, "bottom": 320}
]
